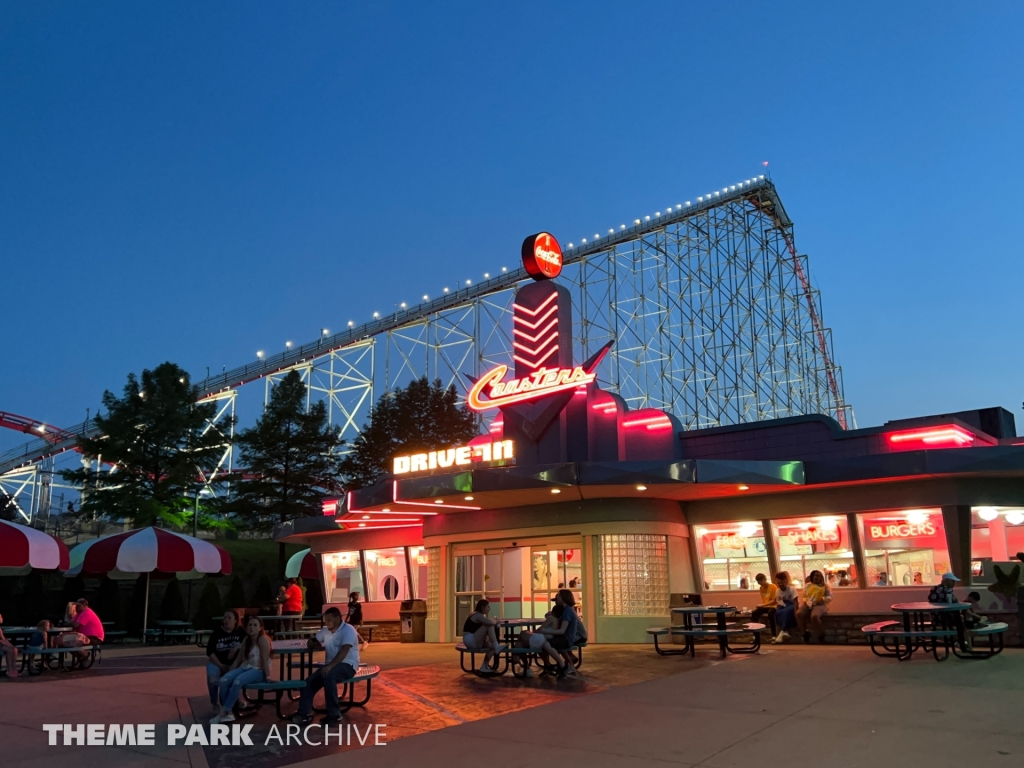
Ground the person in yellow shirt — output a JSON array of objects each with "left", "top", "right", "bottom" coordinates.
[
  {"left": 751, "top": 573, "right": 778, "bottom": 636},
  {"left": 796, "top": 570, "right": 832, "bottom": 643}
]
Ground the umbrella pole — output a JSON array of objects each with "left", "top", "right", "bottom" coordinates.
[{"left": 143, "top": 572, "right": 150, "bottom": 637}]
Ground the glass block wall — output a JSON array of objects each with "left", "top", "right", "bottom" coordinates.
[
  {"left": 426, "top": 546, "right": 441, "bottom": 619},
  {"left": 598, "top": 534, "right": 670, "bottom": 616}
]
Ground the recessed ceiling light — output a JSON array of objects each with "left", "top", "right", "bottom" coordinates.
[
  {"left": 361, "top": 514, "right": 370, "bottom": 519},
  {"left": 636, "top": 485, "right": 647, "bottom": 491},
  {"left": 738, "top": 485, "right": 749, "bottom": 491},
  {"left": 434, "top": 499, "right": 444, "bottom": 504},
  {"left": 464, "top": 496, "right": 474, "bottom": 501},
  {"left": 551, "top": 489, "right": 561, "bottom": 494},
  {"left": 358, "top": 523, "right": 366, "bottom": 527}
]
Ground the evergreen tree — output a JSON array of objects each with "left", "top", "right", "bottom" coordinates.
[
  {"left": 339, "top": 376, "right": 479, "bottom": 491},
  {"left": 225, "top": 576, "right": 247, "bottom": 612},
  {"left": 227, "top": 371, "right": 341, "bottom": 571},
  {"left": 252, "top": 574, "right": 274, "bottom": 608},
  {"left": 159, "top": 578, "right": 187, "bottom": 621},
  {"left": 19, "top": 570, "right": 47, "bottom": 625},
  {"left": 195, "top": 579, "right": 223, "bottom": 628},
  {"left": 95, "top": 577, "right": 125, "bottom": 629},
  {"left": 61, "top": 362, "right": 232, "bottom": 526}
]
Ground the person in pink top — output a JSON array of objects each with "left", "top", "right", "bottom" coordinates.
[{"left": 70, "top": 599, "right": 105, "bottom": 644}]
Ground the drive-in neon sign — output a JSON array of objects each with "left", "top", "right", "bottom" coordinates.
[
  {"left": 467, "top": 364, "right": 595, "bottom": 411},
  {"left": 393, "top": 439, "right": 515, "bottom": 474}
]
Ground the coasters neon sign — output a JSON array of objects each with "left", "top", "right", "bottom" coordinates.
[{"left": 467, "top": 364, "right": 595, "bottom": 411}]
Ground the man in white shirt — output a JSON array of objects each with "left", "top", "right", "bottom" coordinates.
[{"left": 292, "top": 606, "right": 360, "bottom": 725}]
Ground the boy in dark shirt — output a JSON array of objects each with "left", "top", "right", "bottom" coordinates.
[{"left": 206, "top": 611, "right": 246, "bottom": 708}]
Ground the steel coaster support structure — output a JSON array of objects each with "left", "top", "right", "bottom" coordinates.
[{"left": 0, "top": 177, "right": 852, "bottom": 488}]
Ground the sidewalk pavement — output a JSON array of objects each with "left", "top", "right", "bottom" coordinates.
[{"left": 296, "top": 646, "right": 1024, "bottom": 768}]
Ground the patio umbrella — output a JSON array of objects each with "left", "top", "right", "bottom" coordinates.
[
  {"left": 0, "top": 519, "right": 70, "bottom": 575},
  {"left": 284, "top": 548, "right": 320, "bottom": 579},
  {"left": 67, "top": 527, "right": 231, "bottom": 633}
]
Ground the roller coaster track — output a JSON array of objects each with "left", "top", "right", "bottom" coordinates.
[{"left": 0, "top": 176, "right": 849, "bottom": 478}]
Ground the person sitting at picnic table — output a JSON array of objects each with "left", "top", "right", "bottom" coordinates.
[
  {"left": 66, "top": 599, "right": 105, "bottom": 645},
  {"left": 210, "top": 616, "right": 272, "bottom": 724},
  {"left": 541, "top": 589, "right": 578, "bottom": 678},
  {"left": 964, "top": 591, "right": 989, "bottom": 629},
  {"left": 837, "top": 570, "right": 852, "bottom": 587},
  {"left": 927, "top": 572, "right": 961, "bottom": 603},
  {"left": 461, "top": 599, "right": 507, "bottom": 674},
  {"left": 205, "top": 610, "right": 246, "bottom": 709},
  {"left": 874, "top": 572, "right": 889, "bottom": 586},
  {"left": 772, "top": 571, "right": 799, "bottom": 644},
  {"left": 796, "top": 570, "right": 832, "bottom": 644},
  {"left": 292, "top": 606, "right": 360, "bottom": 726},
  {"left": 751, "top": 573, "right": 778, "bottom": 637},
  {"left": 0, "top": 613, "right": 19, "bottom": 678},
  {"left": 28, "top": 620, "right": 52, "bottom": 650}
]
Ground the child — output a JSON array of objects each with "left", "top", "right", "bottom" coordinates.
[
  {"left": 29, "top": 620, "right": 51, "bottom": 649},
  {"left": 964, "top": 592, "right": 989, "bottom": 629}
]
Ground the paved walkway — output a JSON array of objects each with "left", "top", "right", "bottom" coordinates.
[{"left": 3, "top": 643, "right": 1022, "bottom": 767}]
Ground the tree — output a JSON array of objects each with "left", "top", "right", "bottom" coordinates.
[
  {"left": 62, "top": 362, "right": 232, "bottom": 527},
  {"left": 339, "top": 376, "right": 479, "bottom": 491},
  {"left": 227, "top": 371, "right": 341, "bottom": 571}
]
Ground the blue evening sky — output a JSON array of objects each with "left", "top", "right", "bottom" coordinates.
[{"left": 1, "top": 2, "right": 1022, "bottom": 446}]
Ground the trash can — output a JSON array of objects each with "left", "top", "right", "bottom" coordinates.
[{"left": 399, "top": 599, "right": 427, "bottom": 643}]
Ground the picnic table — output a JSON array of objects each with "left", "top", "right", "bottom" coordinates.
[
  {"left": 271, "top": 638, "right": 322, "bottom": 690},
  {"left": 648, "top": 605, "right": 764, "bottom": 658},
  {"left": 3, "top": 627, "right": 72, "bottom": 650},
  {"left": 862, "top": 602, "right": 1008, "bottom": 661},
  {"left": 147, "top": 620, "right": 195, "bottom": 645}
]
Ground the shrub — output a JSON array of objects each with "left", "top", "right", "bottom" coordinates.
[
  {"left": 225, "top": 576, "right": 246, "bottom": 612},
  {"left": 95, "top": 577, "right": 125, "bottom": 629},
  {"left": 159, "top": 578, "right": 187, "bottom": 621},
  {"left": 194, "top": 579, "right": 223, "bottom": 628},
  {"left": 252, "top": 574, "right": 274, "bottom": 608}
]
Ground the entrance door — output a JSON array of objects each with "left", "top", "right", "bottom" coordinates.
[
  {"left": 453, "top": 548, "right": 523, "bottom": 637},
  {"left": 529, "top": 546, "right": 583, "bottom": 618}
]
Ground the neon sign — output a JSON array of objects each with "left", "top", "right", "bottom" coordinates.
[
  {"left": 715, "top": 534, "right": 748, "bottom": 550},
  {"left": 392, "top": 439, "right": 515, "bottom": 474},
  {"left": 416, "top": 554, "right": 429, "bottom": 565},
  {"left": 785, "top": 528, "right": 840, "bottom": 545},
  {"left": 467, "top": 364, "right": 595, "bottom": 411},
  {"left": 887, "top": 425, "right": 976, "bottom": 449},
  {"left": 377, "top": 556, "right": 397, "bottom": 567},
  {"left": 868, "top": 522, "right": 937, "bottom": 540},
  {"left": 521, "top": 232, "right": 563, "bottom": 280}
]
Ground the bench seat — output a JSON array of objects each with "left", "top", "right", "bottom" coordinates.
[
  {"left": 22, "top": 645, "right": 101, "bottom": 674},
  {"left": 241, "top": 665, "right": 380, "bottom": 719},
  {"left": 969, "top": 622, "right": 1008, "bottom": 635},
  {"left": 860, "top": 621, "right": 900, "bottom": 635},
  {"left": 670, "top": 623, "right": 766, "bottom": 637}
]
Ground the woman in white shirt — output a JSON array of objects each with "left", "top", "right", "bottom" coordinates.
[{"left": 211, "top": 617, "right": 272, "bottom": 724}]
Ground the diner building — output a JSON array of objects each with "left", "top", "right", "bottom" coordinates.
[{"left": 274, "top": 234, "right": 1024, "bottom": 644}]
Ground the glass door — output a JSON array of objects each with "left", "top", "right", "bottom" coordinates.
[
  {"left": 529, "top": 546, "right": 583, "bottom": 618},
  {"left": 453, "top": 547, "right": 522, "bottom": 635}
]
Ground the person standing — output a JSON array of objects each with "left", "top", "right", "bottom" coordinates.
[
  {"left": 205, "top": 611, "right": 246, "bottom": 708},
  {"left": 751, "top": 573, "right": 778, "bottom": 637},
  {"left": 281, "top": 578, "right": 304, "bottom": 631},
  {"left": 292, "top": 607, "right": 360, "bottom": 725},
  {"left": 346, "top": 591, "right": 363, "bottom": 626}
]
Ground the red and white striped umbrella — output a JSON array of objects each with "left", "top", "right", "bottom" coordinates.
[
  {"left": 68, "top": 526, "right": 231, "bottom": 577},
  {"left": 0, "top": 519, "right": 70, "bottom": 573}
]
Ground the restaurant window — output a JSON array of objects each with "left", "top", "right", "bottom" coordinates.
[
  {"left": 597, "top": 534, "right": 669, "bottom": 616},
  {"left": 408, "top": 545, "right": 430, "bottom": 600},
  {"left": 772, "top": 516, "right": 856, "bottom": 589},
  {"left": 858, "top": 509, "right": 950, "bottom": 587},
  {"left": 364, "top": 548, "right": 410, "bottom": 602},
  {"left": 694, "top": 521, "right": 770, "bottom": 591},
  {"left": 323, "top": 550, "right": 363, "bottom": 603},
  {"left": 969, "top": 507, "right": 1024, "bottom": 583}
]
